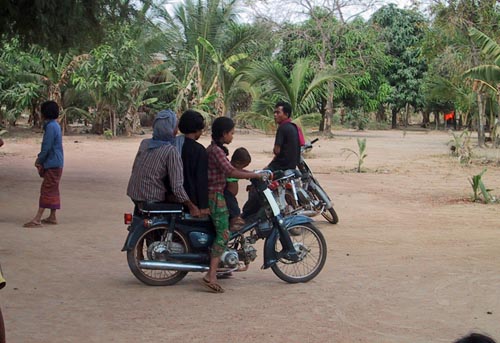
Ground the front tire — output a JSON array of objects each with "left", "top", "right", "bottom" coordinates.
[
  {"left": 321, "top": 207, "right": 339, "bottom": 224},
  {"left": 271, "top": 223, "right": 327, "bottom": 283},
  {"left": 127, "top": 226, "right": 189, "bottom": 286}
]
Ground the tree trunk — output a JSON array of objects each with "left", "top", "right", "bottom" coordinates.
[
  {"left": 391, "top": 107, "right": 398, "bottom": 129},
  {"left": 404, "top": 103, "right": 410, "bottom": 127},
  {"left": 421, "top": 109, "right": 430, "bottom": 128},
  {"left": 477, "top": 92, "right": 486, "bottom": 147},
  {"left": 323, "top": 81, "right": 334, "bottom": 133},
  {"left": 376, "top": 104, "right": 386, "bottom": 122},
  {"left": 124, "top": 104, "right": 141, "bottom": 136}
]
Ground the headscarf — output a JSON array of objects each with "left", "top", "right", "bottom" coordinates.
[{"left": 147, "top": 109, "right": 177, "bottom": 149}]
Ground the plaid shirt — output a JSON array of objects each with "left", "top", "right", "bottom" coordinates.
[{"left": 207, "top": 141, "right": 235, "bottom": 193}]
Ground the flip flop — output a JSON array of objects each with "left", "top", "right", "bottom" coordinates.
[
  {"left": 201, "top": 277, "right": 225, "bottom": 293},
  {"left": 41, "top": 218, "right": 57, "bottom": 225},
  {"left": 23, "top": 221, "right": 42, "bottom": 228}
]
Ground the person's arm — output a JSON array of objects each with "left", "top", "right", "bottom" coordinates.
[
  {"left": 196, "top": 148, "right": 209, "bottom": 211},
  {"left": 36, "top": 122, "right": 55, "bottom": 165},
  {"left": 226, "top": 181, "right": 238, "bottom": 196},
  {"left": 272, "top": 126, "right": 284, "bottom": 158},
  {"left": 227, "top": 168, "right": 262, "bottom": 180},
  {"left": 166, "top": 149, "right": 201, "bottom": 216}
]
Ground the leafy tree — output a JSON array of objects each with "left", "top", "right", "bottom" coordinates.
[
  {"left": 72, "top": 25, "right": 160, "bottom": 135},
  {"left": 464, "top": 27, "right": 500, "bottom": 147},
  {"left": 422, "top": 0, "right": 500, "bottom": 144},
  {"left": 371, "top": 4, "right": 428, "bottom": 128},
  {"left": 0, "top": 0, "right": 144, "bottom": 52},
  {"left": 157, "top": 0, "right": 267, "bottom": 116}
]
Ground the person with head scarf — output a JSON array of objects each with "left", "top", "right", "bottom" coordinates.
[{"left": 127, "top": 109, "right": 201, "bottom": 216}]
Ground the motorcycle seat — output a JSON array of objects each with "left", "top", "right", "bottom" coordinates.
[{"left": 140, "top": 202, "right": 184, "bottom": 214}]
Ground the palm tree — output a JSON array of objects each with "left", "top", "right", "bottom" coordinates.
[
  {"left": 160, "top": 0, "right": 266, "bottom": 115},
  {"left": 237, "top": 58, "right": 352, "bottom": 132},
  {"left": 463, "top": 27, "right": 500, "bottom": 147}
]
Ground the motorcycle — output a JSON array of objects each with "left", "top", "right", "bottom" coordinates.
[
  {"left": 122, "top": 171, "right": 327, "bottom": 286},
  {"left": 270, "top": 138, "right": 339, "bottom": 224}
]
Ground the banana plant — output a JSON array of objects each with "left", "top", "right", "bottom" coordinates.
[
  {"left": 469, "top": 168, "right": 493, "bottom": 203},
  {"left": 341, "top": 138, "right": 367, "bottom": 173}
]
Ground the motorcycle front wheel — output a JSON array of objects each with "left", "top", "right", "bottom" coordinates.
[
  {"left": 310, "top": 184, "right": 339, "bottom": 224},
  {"left": 127, "top": 226, "right": 190, "bottom": 286},
  {"left": 271, "top": 223, "right": 327, "bottom": 283},
  {"left": 321, "top": 207, "right": 339, "bottom": 224}
]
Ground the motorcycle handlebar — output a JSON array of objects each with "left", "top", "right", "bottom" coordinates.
[
  {"left": 311, "top": 138, "right": 319, "bottom": 144},
  {"left": 254, "top": 169, "right": 273, "bottom": 182}
]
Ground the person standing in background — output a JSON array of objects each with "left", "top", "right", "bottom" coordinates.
[{"left": 23, "top": 101, "right": 64, "bottom": 227}]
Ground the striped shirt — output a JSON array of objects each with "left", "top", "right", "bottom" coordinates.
[
  {"left": 207, "top": 142, "right": 235, "bottom": 193},
  {"left": 127, "top": 140, "right": 190, "bottom": 203}
]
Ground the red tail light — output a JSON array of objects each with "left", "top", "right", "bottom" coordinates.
[
  {"left": 124, "top": 213, "right": 133, "bottom": 225},
  {"left": 268, "top": 180, "right": 279, "bottom": 190},
  {"left": 285, "top": 183, "right": 293, "bottom": 190}
]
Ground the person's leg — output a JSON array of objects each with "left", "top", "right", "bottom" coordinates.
[
  {"left": 24, "top": 207, "right": 45, "bottom": 226},
  {"left": 241, "top": 187, "right": 260, "bottom": 219},
  {"left": 203, "top": 193, "right": 229, "bottom": 292},
  {"left": 45, "top": 209, "right": 57, "bottom": 222}
]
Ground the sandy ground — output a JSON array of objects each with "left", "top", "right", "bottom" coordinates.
[{"left": 0, "top": 127, "right": 499, "bottom": 343}]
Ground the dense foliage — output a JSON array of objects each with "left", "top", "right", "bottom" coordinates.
[{"left": 0, "top": 0, "right": 499, "bottom": 145}]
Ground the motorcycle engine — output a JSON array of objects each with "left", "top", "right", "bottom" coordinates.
[
  {"left": 221, "top": 249, "right": 240, "bottom": 268},
  {"left": 241, "top": 244, "right": 257, "bottom": 263},
  {"left": 147, "top": 241, "right": 185, "bottom": 261}
]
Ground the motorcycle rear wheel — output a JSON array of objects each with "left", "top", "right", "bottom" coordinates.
[
  {"left": 271, "top": 223, "right": 327, "bottom": 283},
  {"left": 127, "top": 226, "right": 190, "bottom": 286}
]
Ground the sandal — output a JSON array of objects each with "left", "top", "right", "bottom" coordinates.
[
  {"left": 201, "top": 277, "right": 225, "bottom": 293},
  {"left": 41, "top": 218, "right": 57, "bottom": 225},
  {"left": 23, "top": 221, "right": 42, "bottom": 228}
]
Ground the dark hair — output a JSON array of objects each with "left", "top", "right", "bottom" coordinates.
[
  {"left": 211, "top": 117, "right": 235, "bottom": 155},
  {"left": 454, "top": 333, "right": 496, "bottom": 343},
  {"left": 178, "top": 110, "right": 205, "bottom": 134},
  {"left": 275, "top": 101, "right": 292, "bottom": 118},
  {"left": 41, "top": 101, "right": 60, "bottom": 120},
  {"left": 231, "top": 147, "right": 251, "bottom": 165}
]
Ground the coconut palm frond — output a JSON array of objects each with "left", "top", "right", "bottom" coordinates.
[
  {"left": 469, "top": 27, "right": 500, "bottom": 66},
  {"left": 234, "top": 111, "right": 275, "bottom": 132},
  {"left": 247, "top": 60, "right": 292, "bottom": 103},
  {"left": 463, "top": 65, "right": 500, "bottom": 86}
]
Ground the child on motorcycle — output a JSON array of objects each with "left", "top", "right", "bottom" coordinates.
[
  {"left": 203, "top": 118, "right": 263, "bottom": 293},
  {"left": 224, "top": 147, "right": 251, "bottom": 232}
]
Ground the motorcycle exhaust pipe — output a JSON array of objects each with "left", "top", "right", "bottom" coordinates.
[
  {"left": 139, "top": 260, "right": 209, "bottom": 272},
  {"left": 297, "top": 210, "right": 317, "bottom": 217}
]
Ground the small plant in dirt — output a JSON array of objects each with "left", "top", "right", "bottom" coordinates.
[
  {"left": 345, "top": 110, "right": 369, "bottom": 130},
  {"left": 469, "top": 168, "right": 496, "bottom": 203},
  {"left": 342, "top": 138, "right": 367, "bottom": 173},
  {"left": 104, "top": 129, "right": 113, "bottom": 140},
  {"left": 448, "top": 130, "right": 473, "bottom": 164}
]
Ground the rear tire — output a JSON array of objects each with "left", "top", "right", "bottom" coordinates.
[
  {"left": 127, "top": 226, "right": 189, "bottom": 286},
  {"left": 271, "top": 223, "right": 327, "bottom": 283}
]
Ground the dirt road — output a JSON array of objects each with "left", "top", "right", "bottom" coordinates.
[{"left": 0, "top": 128, "right": 499, "bottom": 342}]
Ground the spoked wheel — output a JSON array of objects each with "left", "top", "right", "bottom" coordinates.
[
  {"left": 127, "top": 226, "right": 189, "bottom": 286},
  {"left": 271, "top": 223, "right": 327, "bottom": 283},
  {"left": 321, "top": 207, "right": 339, "bottom": 224},
  {"left": 311, "top": 184, "right": 338, "bottom": 225}
]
